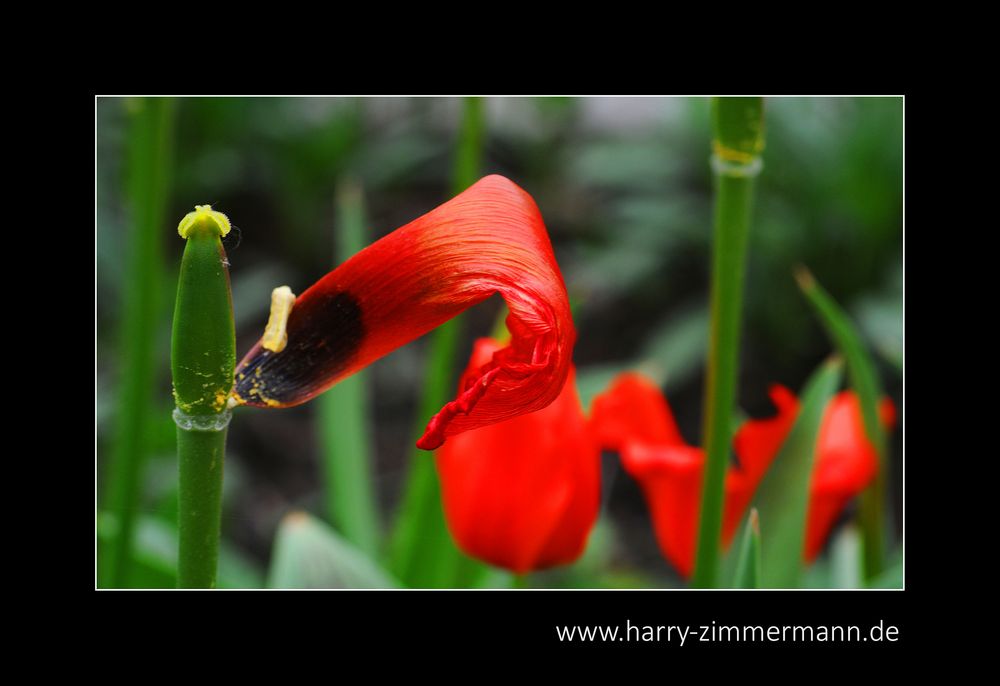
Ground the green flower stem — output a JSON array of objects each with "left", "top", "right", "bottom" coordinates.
[
  {"left": 103, "top": 97, "right": 175, "bottom": 587},
  {"left": 172, "top": 206, "right": 236, "bottom": 588},
  {"left": 318, "top": 180, "right": 379, "bottom": 557},
  {"left": 177, "top": 421, "right": 229, "bottom": 586},
  {"left": 692, "top": 97, "right": 764, "bottom": 588},
  {"left": 390, "top": 97, "right": 487, "bottom": 587}
]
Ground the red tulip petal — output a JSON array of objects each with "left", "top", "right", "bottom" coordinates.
[
  {"left": 805, "top": 492, "right": 856, "bottom": 562},
  {"left": 435, "top": 354, "right": 599, "bottom": 573},
  {"left": 722, "top": 383, "right": 802, "bottom": 547},
  {"left": 623, "top": 382, "right": 897, "bottom": 572},
  {"left": 721, "top": 471, "right": 755, "bottom": 548},
  {"left": 589, "top": 372, "right": 686, "bottom": 451},
  {"left": 619, "top": 442, "right": 704, "bottom": 577},
  {"left": 603, "top": 375, "right": 777, "bottom": 577},
  {"left": 621, "top": 439, "right": 761, "bottom": 577},
  {"left": 879, "top": 397, "right": 897, "bottom": 429},
  {"left": 805, "top": 391, "right": 883, "bottom": 561},
  {"left": 732, "top": 384, "right": 800, "bottom": 485},
  {"left": 232, "top": 176, "right": 575, "bottom": 449},
  {"left": 812, "top": 392, "right": 880, "bottom": 494}
]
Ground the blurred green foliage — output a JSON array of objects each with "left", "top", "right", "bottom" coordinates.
[
  {"left": 267, "top": 512, "right": 399, "bottom": 589},
  {"left": 97, "top": 97, "right": 902, "bottom": 588}
]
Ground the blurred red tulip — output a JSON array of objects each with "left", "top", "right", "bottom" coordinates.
[
  {"left": 803, "top": 391, "right": 896, "bottom": 561},
  {"left": 593, "top": 374, "right": 895, "bottom": 576},
  {"left": 233, "top": 175, "right": 575, "bottom": 450},
  {"left": 732, "top": 386, "right": 896, "bottom": 561},
  {"left": 435, "top": 338, "right": 599, "bottom": 573}
]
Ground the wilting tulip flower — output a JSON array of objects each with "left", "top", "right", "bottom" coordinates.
[
  {"left": 593, "top": 374, "right": 895, "bottom": 576},
  {"left": 231, "top": 175, "right": 575, "bottom": 449},
  {"left": 435, "top": 338, "right": 600, "bottom": 573}
]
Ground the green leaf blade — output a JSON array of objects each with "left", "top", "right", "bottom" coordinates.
[
  {"left": 731, "top": 508, "right": 762, "bottom": 589},
  {"left": 797, "top": 267, "right": 889, "bottom": 580},
  {"left": 102, "top": 97, "right": 176, "bottom": 588},
  {"left": 318, "top": 180, "right": 379, "bottom": 557},
  {"left": 756, "top": 356, "right": 843, "bottom": 588},
  {"left": 268, "top": 512, "right": 399, "bottom": 589}
]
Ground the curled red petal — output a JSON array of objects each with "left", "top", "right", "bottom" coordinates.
[
  {"left": 605, "top": 375, "right": 772, "bottom": 577},
  {"left": 592, "top": 373, "right": 701, "bottom": 574},
  {"left": 589, "top": 372, "right": 686, "bottom": 451},
  {"left": 619, "top": 442, "right": 704, "bottom": 578},
  {"left": 620, "top": 439, "right": 761, "bottom": 577},
  {"left": 435, "top": 348, "right": 599, "bottom": 573},
  {"left": 232, "top": 176, "right": 575, "bottom": 449}
]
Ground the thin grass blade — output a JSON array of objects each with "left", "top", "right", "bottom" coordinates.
[
  {"left": 388, "top": 97, "right": 490, "bottom": 587},
  {"left": 102, "top": 97, "right": 175, "bottom": 587},
  {"left": 317, "top": 179, "right": 379, "bottom": 557},
  {"left": 756, "top": 356, "right": 843, "bottom": 588},
  {"left": 797, "top": 267, "right": 889, "bottom": 580},
  {"left": 731, "top": 509, "right": 762, "bottom": 588}
]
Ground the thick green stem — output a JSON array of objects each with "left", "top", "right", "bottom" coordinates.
[
  {"left": 692, "top": 97, "right": 764, "bottom": 588},
  {"left": 177, "top": 424, "right": 228, "bottom": 587},
  {"left": 389, "top": 97, "right": 487, "bottom": 587},
  {"left": 172, "top": 206, "right": 236, "bottom": 589},
  {"left": 102, "top": 97, "right": 175, "bottom": 588},
  {"left": 318, "top": 180, "right": 379, "bottom": 557}
]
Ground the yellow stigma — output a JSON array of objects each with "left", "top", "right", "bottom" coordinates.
[
  {"left": 177, "top": 204, "right": 232, "bottom": 238},
  {"left": 262, "top": 285, "right": 296, "bottom": 353}
]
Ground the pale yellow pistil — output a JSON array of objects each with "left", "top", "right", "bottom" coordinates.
[{"left": 262, "top": 285, "right": 296, "bottom": 353}]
